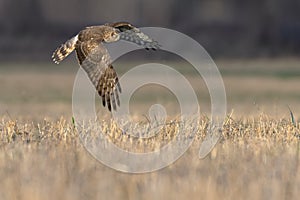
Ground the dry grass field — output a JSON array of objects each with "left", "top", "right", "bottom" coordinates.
[{"left": 0, "top": 58, "right": 299, "bottom": 200}]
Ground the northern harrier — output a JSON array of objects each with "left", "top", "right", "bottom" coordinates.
[{"left": 52, "top": 22, "right": 160, "bottom": 111}]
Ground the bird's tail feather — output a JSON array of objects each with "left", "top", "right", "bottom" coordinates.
[{"left": 52, "top": 35, "right": 78, "bottom": 64}]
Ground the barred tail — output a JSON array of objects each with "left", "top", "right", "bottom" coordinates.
[{"left": 52, "top": 35, "right": 78, "bottom": 64}]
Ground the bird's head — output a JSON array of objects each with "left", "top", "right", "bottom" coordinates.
[{"left": 103, "top": 28, "right": 120, "bottom": 43}]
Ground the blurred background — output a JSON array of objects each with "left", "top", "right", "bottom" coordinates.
[
  {"left": 0, "top": 0, "right": 299, "bottom": 118},
  {"left": 0, "top": 0, "right": 300, "bottom": 60}
]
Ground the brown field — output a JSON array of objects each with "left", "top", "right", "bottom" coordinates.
[{"left": 0, "top": 58, "right": 300, "bottom": 200}]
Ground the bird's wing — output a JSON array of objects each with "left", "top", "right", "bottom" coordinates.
[
  {"left": 75, "top": 40, "right": 121, "bottom": 111},
  {"left": 108, "top": 22, "right": 161, "bottom": 50}
]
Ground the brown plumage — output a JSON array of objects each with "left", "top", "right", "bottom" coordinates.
[{"left": 52, "top": 22, "right": 160, "bottom": 111}]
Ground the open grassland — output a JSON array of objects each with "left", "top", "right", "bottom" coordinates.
[
  {"left": 0, "top": 58, "right": 300, "bottom": 199},
  {"left": 0, "top": 115, "right": 299, "bottom": 200}
]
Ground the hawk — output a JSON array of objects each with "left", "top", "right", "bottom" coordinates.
[{"left": 52, "top": 22, "right": 160, "bottom": 111}]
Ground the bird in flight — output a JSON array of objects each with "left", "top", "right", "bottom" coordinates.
[{"left": 52, "top": 22, "right": 160, "bottom": 111}]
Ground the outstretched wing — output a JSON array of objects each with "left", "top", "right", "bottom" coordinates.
[
  {"left": 75, "top": 40, "right": 121, "bottom": 111},
  {"left": 108, "top": 22, "right": 161, "bottom": 50}
]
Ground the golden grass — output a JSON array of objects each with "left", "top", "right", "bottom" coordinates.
[
  {"left": 0, "top": 115, "right": 299, "bottom": 200},
  {"left": 0, "top": 59, "right": 300, "bottom": 199}
]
